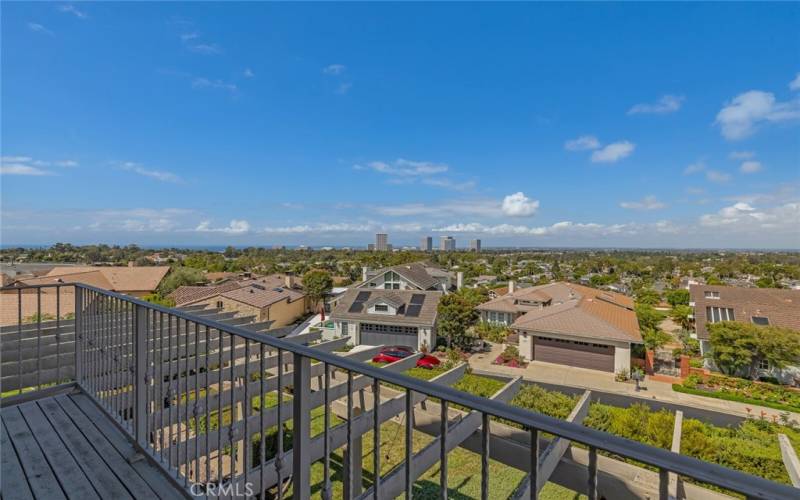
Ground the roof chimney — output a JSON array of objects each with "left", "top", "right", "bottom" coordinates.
[
  {"left": 508, "top": 280, "right": 515, "bottom": 294},
  {"left": 285, "top": 273, "right": 295, "bottom": 289},
  {"left": 362, "top": 266, "right": 369, "bottom": 282},
  {"left": 456, "top": 271, "right": 464, "bottom": 290}
]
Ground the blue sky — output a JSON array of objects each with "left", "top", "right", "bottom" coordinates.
[{"left": 2, "top": 2, "right": 799, "bottom": 249}]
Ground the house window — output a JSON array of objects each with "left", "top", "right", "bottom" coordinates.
[
  {"left": 216, "top": 300, "right": 223, "bottom": 309},
  {"left": 759, "top": 359, "right": 770, "bottom": 370},
  {"left": 706, "top": 306, "right": 735, "bottom": 323},
  {"left": 383, "top": 271, "right": 402, "bottom": 290},
  {"left": 752, "top": 316, "right": 770, "bottom": 326},
  {"left": 704, "top": 291, "right": 720, "bottom": 299},
  {"left": 341, "top": 322, "right": 349, "bottom": 335},
  {"left": 374, "top": 304, "right": 389, "bottom": 312}
]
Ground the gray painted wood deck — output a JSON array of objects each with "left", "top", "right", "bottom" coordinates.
[{"left": 1, "top": 392, "right": 184, "bottom": 499}]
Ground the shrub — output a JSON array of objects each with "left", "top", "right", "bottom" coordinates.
[
  {"left": 474, "top": 321, "right": 511, "bottom": 343},
  {"left": 615, "top": 369, "right": 629, "bottom": 382}
]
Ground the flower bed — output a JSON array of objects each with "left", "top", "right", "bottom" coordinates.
[
  {"left": 493, "top": 345, "right": 528, "bottom": 368},
  {"left": 675, "top": 374, "right": 800, "bottom": 413}
]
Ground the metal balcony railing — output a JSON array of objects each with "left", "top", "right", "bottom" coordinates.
[{"left": 1, "top": 282, "right": 797, "bottom": 499}]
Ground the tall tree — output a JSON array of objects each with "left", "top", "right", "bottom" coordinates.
[
  {"left": 437, "top": 293, "right": 480, "bottom": 349},
  {"left": 302, "top": 269, "right": 333, "bottom": 318}
]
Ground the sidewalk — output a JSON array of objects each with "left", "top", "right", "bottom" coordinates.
[{"left": 470, "top": 343, "right": 800, "bottom": 423}]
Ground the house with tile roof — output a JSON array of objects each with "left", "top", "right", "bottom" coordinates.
[
  {"left": 170, "top": 273, "right": 310, "bottom": 328},
  {"left": 478, "top": 282, "right": 641, "bottom": 373},
  {"left": 689, "top": 284, "right": 800, "bottom": 383},
  {"left": 331, "top": 289, "right": 442, "bottom": 350}
]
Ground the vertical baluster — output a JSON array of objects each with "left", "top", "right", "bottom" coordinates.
[
  {"left": 194, "top": 322, "right": 201, "bottom": 485},
  {"left": 56, "top": 285, "right": 61, "bottom": 384},
  {"left": 168, "top": 314, "right": 175, "bottom": 471},
  {"left": 292, "top": 352, "right": 311, "bottom": 499},
  {"left": 322, "top": 362, "right": 331, "bottom": 500},
  {"left": 440, "top": 400, "right": 448, "bottom": 499},
  {"left": 17, "top": 288, "right": 22, "bottom": 396},
  {"left": 345, "top": 370, "right": 353, "bottom": 500},
  {"left": 75, "top": 287, "right": 83, "bottom": 387},
  {"left": 229, "top": 332, "right": 235, "bottom": 493},
  {"left": 587, "top": 446, "right": 598, "bottom": 500},
  {"left": 134, "top": 303, "right": 148, "bottom": 446},
  {"left": 373, "top": 378, "right": 381, "bottom": 499},
  {"left": 658, "top": 468, "right": 668, "bottom": 500},
  {"left": 244, "top": 339, "right": 251, "bottom": 491},
  {"left": 217, "top": 326, "right": 223, "bottom": 489},
  {"left": 176, "top": 317, "right": 183, "bottom": 479},
  {"left": 405, "top": 387, "right": 413, "bottom": 500},
  {"left": 159, "top": 312, "right": 165, "bottom": 459},
  {"left": 259, "top": 343, "right": 265, "bottom": 498},
  {"left": 36, "top": 287, "right": 42, "bottom": 390},
  {"left": 184, "top": 318, "right": 190, "bottom": 486},
  {"left": 277, "top": 347, "right": 285, "bottom": 500},
  {"left": 530, "top": 428, "right": 539, "bottom": 500},
  {"left": 481, "top": 413, "right": 490, "bottom": 500},
  {"left": 112, "top": 297, "right": 119, "bottom": 420},
  {"left": 205, "top": 326, "right": 211, "bottom": 487}
]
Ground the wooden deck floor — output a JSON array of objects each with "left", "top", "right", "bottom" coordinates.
[{"left": 1, "top": 392, "right": 185, "bottom": 500}]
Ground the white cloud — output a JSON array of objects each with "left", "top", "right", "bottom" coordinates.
[
  {"left": 790, "top": 73, "right": 800, "bottom": 91},
  {"left": 263, "top": 222, "right": 373, "bottom": 234},
  {"left": 119, "top": 162, "right": 181, "bottom": 183},
  {"left": 179, "top": 31, "right": 221, "bottom": 55},
  {"left": 0, "top": 156, "right": 76, "bottom": 176},
  {"left": 700, "top": 202, "right": 800, "bottom": 232},
  {"left": 706, "top": 170, "right": 731, "bottom": 183},
  {"left": 715, "top": 90, "right": 800, "bottom": 140},
  {"left": 58, "top": 4, "right": 87, "bottom": 19},
  {"left": 196, "top": 219, "right": 251, "bottom": 234},
  {"left": 564, "top": 135, "right": 600, "bottom": 151},
  {"left": 739, "top": 161, "right": 763, "bottom": 174},
  {"left": 628, "top": 95, "right": 685, "bottom": 115},
  {"left": 591, "top": 141, "right": 635, "bottom": 163},
  {"left": 420, "top": 178, "right": 475, "bottom": 191},
  {"left": 357, "top": 159, "right": 448, "bottom": 177},
  {"left": 683, "top": 161, "right": 706, "bottom": 175},
  {"left": 729, "top": 151, "right": 755, "bottom": 160},
  {"left": 323, "top": 64, "right": 346, "bottom": 75},
  {"left": 501, "top": 192, "right": 539, "bottom": 217},
  {"left": 192, "top": 77, "right": 237, "bottom": 93},
  {"left": 28, "top": 23, "right": 54, "bottom": 36},
  {"left": 685, "top": 186, "right": 705, "bottom": 196},
  {"left": 620, "top": 195, "right": 666, "bottom": 211},
  {"left": 243, "top": 68, "right": 255, "bottom": 78}
]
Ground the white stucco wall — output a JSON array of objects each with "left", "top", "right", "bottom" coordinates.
[
  {"left": 418, "top": 326, "right": 435, "bottom": 351},
  {"left": 519, "top": 331, "right": 534, "bottom": 361}
]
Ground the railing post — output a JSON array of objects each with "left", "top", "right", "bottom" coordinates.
[
  {"left": 75, "top": 286, "right": 83, "bottom": 386},
  {"left": 293, "top": 353, "right": 311, "bottom": 499},
  {"left": 134, "top": 303, "right": 148, "bottom": 445}
]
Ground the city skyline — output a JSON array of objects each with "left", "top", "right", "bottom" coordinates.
[{"left": 2, "top": 3, "right": 799, "bottom": 249}]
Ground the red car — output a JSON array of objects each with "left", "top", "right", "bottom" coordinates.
[{"left": 372, "top": 346, "right": 441, "bottom": 369}]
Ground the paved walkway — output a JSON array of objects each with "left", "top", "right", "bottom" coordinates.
[{"left": 470, "top": 343, "right": 800, "bottom": 423}]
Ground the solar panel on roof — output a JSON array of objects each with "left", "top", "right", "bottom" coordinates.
[
  {"left": 348, "top": 302, "right": 364, "bottom": 313},
  {"left": 356, "top": 291, "right": 371, "bottom": 302},
  {"left": 410, "top": 294, "right": 426, "bottom": 305},
  {"left": 405, "top": 304, "right": 422, "bottom": 317}
]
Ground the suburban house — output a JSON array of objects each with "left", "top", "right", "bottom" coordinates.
[
  {"left": 479, "top": 282, "right": 641, "bottom": 373},
  {"left": 1, "top": 265, "right": 170, "bottom": 326},
  {"left": 331, "top": 289, "right": 442, "bottom": 349},
  {"left": 358, "top": 262, "right": 459, "bottom": 292},
  {"left": 170, "top": 273, "right": 310, "bottom": 328},
  {"left": 689, "top": 284, "right": 800, "bottom": 382}
]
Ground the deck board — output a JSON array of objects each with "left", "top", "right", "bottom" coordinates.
[
  {"left": 0, "top": 392, "right": 184, "bottom": 500},
  {"left": 1, "top": 420, "right": 34, "bottom": 500}
]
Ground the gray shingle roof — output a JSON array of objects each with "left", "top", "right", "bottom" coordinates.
[{"left": 332, "top": 289, "right": 442, "bottom": 327}]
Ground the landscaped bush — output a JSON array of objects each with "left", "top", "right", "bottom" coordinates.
[
  {"left": 508, "top": 383, "right": 800, "bottom": 485},
  {"left": 493, "top": 345, "right": 526, "bottom": 368},
  {"left": 674, "top": 374, "right": 800, "bottom": 412},
  {"left": 474, "top": 321, "right": 511, "bottom": 343}
]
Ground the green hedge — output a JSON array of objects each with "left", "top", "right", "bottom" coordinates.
[{"left": 672, "top": 383, "right": 800, "bottom": 413}]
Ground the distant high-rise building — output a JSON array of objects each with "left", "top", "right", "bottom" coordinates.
[
  {"left": 367, "top": 243, "right": 375, "bottom": 251},
  {"left": 440, "top": 236, "right": 456, "bottom": 251},
  {"left": 375, "top": 233, "right": 389, "bottom": 251},
  {"left": 470, "top": 239, "right": 482, "bottom": 252},
  {"left": 420, "top": 236, "right": 433, "bottom": 251}
]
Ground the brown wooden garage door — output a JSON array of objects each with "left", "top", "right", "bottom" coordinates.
[{"left": 533, "top": 336, "right": 615, "bottom": 372}]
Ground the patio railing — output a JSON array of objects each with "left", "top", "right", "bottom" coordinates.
[{"left": 1, "top": 282, "right": 797, "bottom": 499}]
